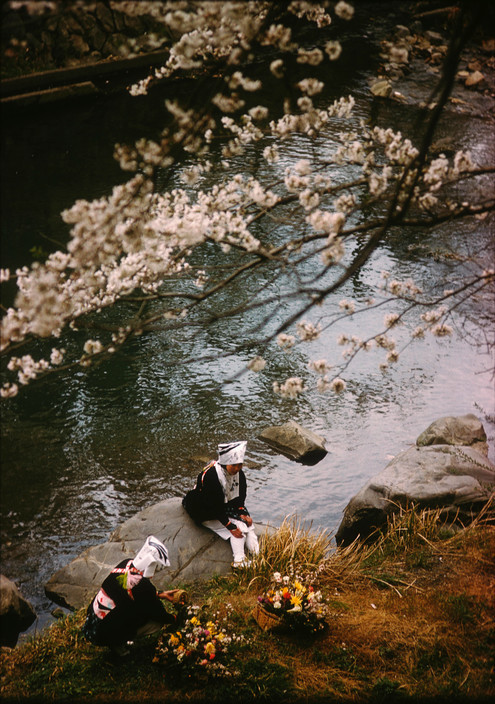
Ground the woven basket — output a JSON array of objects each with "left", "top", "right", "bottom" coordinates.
[
  {"left": 169, "top": 589, "right": 189, "bottom": 605},
  {"left": 252, "top": 602, "right": 281, "bottom": 631}
]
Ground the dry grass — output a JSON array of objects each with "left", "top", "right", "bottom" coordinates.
[
  {"left": 1, "top": 505, "right": 494, "bottom": 703},
  {"left": 245, "top": 515, "right": 333, "bottom": 581}
]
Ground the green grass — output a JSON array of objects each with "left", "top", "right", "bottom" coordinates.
[{"left": 1, "top": 504, "right": 494, "bottom": 703}]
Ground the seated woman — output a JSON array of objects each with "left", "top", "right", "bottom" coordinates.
[
  {"left": 82, "top": 535, "right": 181, "bottom": 656},
  {"left": 182, "top": 441, "right": 259, "bottom": 567}
]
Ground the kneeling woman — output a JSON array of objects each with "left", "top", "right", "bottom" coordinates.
[
  {"left": 83, "top": 535, "right": 180, "bottom": 656},
  {"left": 182, "top": 441, "right": 259, "bottom": 567}
]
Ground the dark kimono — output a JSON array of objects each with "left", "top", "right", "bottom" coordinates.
[{"left": 82, "top": 558, "right": 174, "bottom": 647}]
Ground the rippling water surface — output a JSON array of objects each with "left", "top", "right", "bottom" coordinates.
[{"left": 1, "top": 63, "right": 494, "bottom": 636}]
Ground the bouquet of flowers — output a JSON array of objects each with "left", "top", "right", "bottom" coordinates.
[
  {"left": 256, "top": 572, "right": 329, "bottom": 637},
  {"left": 153, "top": 604, "right": 247, "bottom": 680}
]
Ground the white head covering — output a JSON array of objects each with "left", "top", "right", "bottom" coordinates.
[
  {"left": 217, "top": 441, "right": 247, "bottom": 466},
  {"left": 133, "top": 535, "right": 170, "bottom": 577}
]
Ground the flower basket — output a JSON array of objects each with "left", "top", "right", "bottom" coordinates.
[
  {"left": 255, "top": 572, "right": 330, "bottom": 637},
  {"left": 252, "top": 602, "right": 281, "bottom": 631}
]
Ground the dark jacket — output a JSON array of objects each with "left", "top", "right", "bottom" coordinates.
[
  {"left": 182, "top": 461, "right": 250, "bottom": 530},
  {"left": 83, "top": 558, "right": 174, "bottom": 647}
]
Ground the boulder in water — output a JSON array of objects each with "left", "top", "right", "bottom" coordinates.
[
  {"left": 258, "top": 420, "right": 327, "bottom": 465},
  {"left": 0, "top": 574, "right": 36, "bottom": 647},
  {"left": 336, "top": 415, "right": 494, "bottom": 546}
]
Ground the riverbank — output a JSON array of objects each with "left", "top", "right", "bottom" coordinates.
[
  {"left": 1, "top": 506, "right": 494, "bottom": 703},
  {"left": 1, "top": 0, "right": 494, "bottom": 656}
]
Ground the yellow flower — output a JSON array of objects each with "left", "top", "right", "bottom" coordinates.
[
  {"left": 177, "top": 644, "right": 185, "bottom": 653},
  {"left": 190, "top": 617, "right": 199, "bottom": 625},
  {"left": 294, "top": 580, "right": 305, "bottom": 592},
  {"left": 290, "top": 595, "right": 302, "bottom": 607},
  {"left": 205, "top": 642, "right": 216, "bottom": 655},
  {"left": 169, "top": 634, "right": 181, "bottom": 646}
]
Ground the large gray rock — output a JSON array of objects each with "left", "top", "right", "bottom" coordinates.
[
  {"left": 416, "top": 413, "right": 487, "bottom": 453},
  {"left": 336, "top": 416, "right": 495, "bottom": 546},
  {"left": 0, "top": 574, "right": 37, "bottom": 647},
  {"left": 258, "top": 420, "right": 327, "bottom": 465},
  {"left": 45, "top": 497, "right": 273, "bottom": 611}
]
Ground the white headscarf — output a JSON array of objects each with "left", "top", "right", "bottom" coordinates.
[
  {"left": 133, "top": 535, "right": 170, "bottom": 577},
  {"left": 217, "top": 441, "right": 247, "bottom": 466}
]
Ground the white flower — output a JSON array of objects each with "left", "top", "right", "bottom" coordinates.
[
  {"left": 248, "top": 105, "right": 269, "bottom": 120},
  {"left": 307, "top": 209, "right": 345, "bottom": 234},
  {"left": 228, "top": 71, "right": 261, "bottom": 92},
  {"left": 194, "top": 270, "right": 208, "bottom": 288},
  {"left": 325, "top": 40, "right": 342, "bottom": 61},
  {"left": 295, "top": 159, "right": 312, "bottom": 175},
  {"left": 421, "top": 306, "right": 447, "bottom": 323},
  {"left": 376, "top": 335, "right": 396, "bottom": 350},
  {"left": 273, "top": 376, "right": 304, "bottom": 398},
  {"left": 339, "top": 299, "right": 355, "bottom": 313},
  {"left": 431, "top": 323, "right": 453, "bottom": 337},
  {"left": 309, "top": 359, "right": 331, "bottom": 375},
  {"left": 270, "top": 59, "right": 284, "bottom": 78},
  {"left": 297, "top": 320, "right": 321, "bottom": 341},
  {"left": 384, "top": 313, "right": 400, "bottom": 328},
  {"left": 297, "top": 78, "right": 324, "bottom": 96},
  {"left": 335, "top": 2, "right": 355, "bottom": 20},
  {"left": 50, "top": 348, "right": 65, "bottom": 365},
  {"left": 248, "top": 356, "right": 266, "bottom": 372},
  {"left": 334, "top": 193, "right": 355, "bottom": 213},
  {"left": 273, "top": 572, "right": 282, "bottom": 582},
  {"left": 263, "top": 145, "right": 279, "bottom": 163},
  {"left": 1, "top": 383, "right": 19, "bottom": 398},
  {"left": 330, "top": 377, "right": 347, "bottom": 393},
  {"left": 83, "top": 339, "right": 103, "bottom": 355},
  {"left": 277, "top": 333, "right": 296, "bottom": 350},
  {"left": 297, "top": 47, "right": 324, "bottom": 65},
  {"left": 299, "top": 189, "right": 320, "bottom": 211},
  {"left": 321, "top": 237, "right": 345, "bottom": 265}
]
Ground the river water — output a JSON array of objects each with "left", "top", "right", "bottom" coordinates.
[{"left": 1, "top": 35, "right": 494, "bottom": 637}]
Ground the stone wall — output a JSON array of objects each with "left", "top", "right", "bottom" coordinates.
[{"left": 1, "top": 1, "right": 173, "bottom": 79}]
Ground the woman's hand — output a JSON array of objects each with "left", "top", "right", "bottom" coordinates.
[
  {"left": 240, "top": 514, "right": 253, "bottom": 527},
  {"left": 158, "top": 589, "right": 180, "bottom": 602},
  {"left": 230, "top": 527, "right": 244, "bottom": 538}
]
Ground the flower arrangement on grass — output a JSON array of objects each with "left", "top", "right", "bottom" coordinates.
[
  {"left": 153, "top": 604, "right": 248, "bottom": 679},
  {"left": 257, "top": 572, "right": 329, "bottom": 636}
]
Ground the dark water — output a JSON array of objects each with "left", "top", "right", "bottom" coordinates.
[{"left": 1, "top": 43, "right": 494, "bottom": 640}]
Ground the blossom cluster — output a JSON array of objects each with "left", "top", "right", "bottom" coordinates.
[
  {"left": 153, "top": 604, "right": 248, "bottom": 678},
  {"left": 273, "top": 376, "right": 304, "bottom": 399},
  {"left": 1, "top": 1, "right": 490, "bottom": 401}
]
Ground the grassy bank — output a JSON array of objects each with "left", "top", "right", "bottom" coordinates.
[{"left": 1, "top": 505, "right": 494, "bottom": 703}]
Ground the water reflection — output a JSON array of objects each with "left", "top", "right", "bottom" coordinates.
[{"left": 1, "top": 71, "right": 494, "bottom": 637}]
